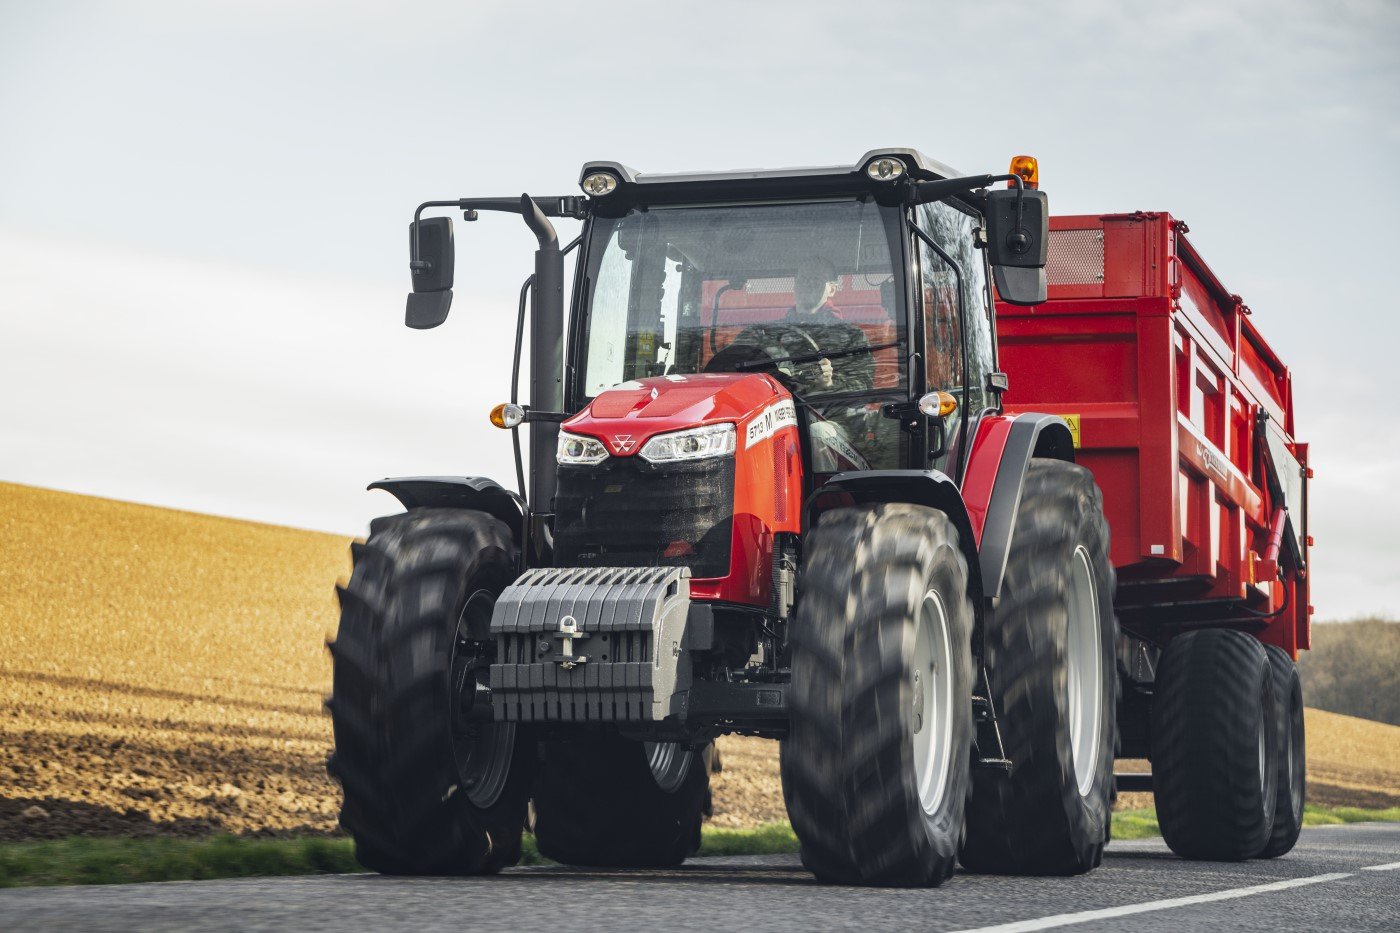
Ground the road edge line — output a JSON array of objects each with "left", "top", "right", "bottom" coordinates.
[{"left": 945, "top": 872, "right": 1354, "bottom": 933}]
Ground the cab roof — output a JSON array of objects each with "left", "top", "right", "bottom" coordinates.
[{"left": 577, "top": 149, "right": 962, "bottom": 210}]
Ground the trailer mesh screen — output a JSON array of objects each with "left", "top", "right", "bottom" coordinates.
[
  {"left": 553, "top": 456, "right": 734, "bottom": 579},
  {"left": 1046, "top": 229, "right": 1105, "bottom": 285}
]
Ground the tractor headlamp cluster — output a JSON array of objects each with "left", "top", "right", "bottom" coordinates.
[
  {"left": 555, "top": 424, "right": 737, "bottom": 466},
  {"left": 557, "top": 431, "right": 609, "bottom": 465},
  {"left": 639, "top": 423, "right": 736, "bottom": 464}
]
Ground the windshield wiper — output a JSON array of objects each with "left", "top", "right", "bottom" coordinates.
[{"left": 735, "top": 339, "right": 905, "bottom": 372}]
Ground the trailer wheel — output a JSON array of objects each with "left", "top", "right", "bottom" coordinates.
[
  {"left": 532, "top": 735, "right": 710, "bottom": 867},
  {"left": 781, "top": 503, "right": 974, "bottom": 887},
  {"left": 327, "top": 509, "right": 533, "bottom": 875},
  {"left": 1258, "top": 644, "right": 1305, "bottom": 858},
  {"left": 959, "top": 460, "right": 1118, "bottom": 876},
  {"left": 1150, "top": 627, "right": 1279, "bottom": 860}
]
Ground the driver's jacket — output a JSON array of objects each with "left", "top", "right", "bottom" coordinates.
[{"left": 781, "top": 305, "right": 874, "bottom": 393}]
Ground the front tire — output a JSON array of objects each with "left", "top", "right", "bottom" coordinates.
[
  {"left": 959, "top": 460, "right": 1118, "bottom": 876},
  {"left": 327, "top": 509, "right": 533, "bottom": 875},
  {"left": 781, "top": 504, "right": 975, "bottom": 887},
  {"left": 1150, "top": 627, "right": 1279, "bottom": 861},
  {"left": 532, "top": 735, "right": 710, "bottom": 867}
]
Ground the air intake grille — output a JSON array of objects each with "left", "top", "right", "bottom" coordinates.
[
  {"left": 1046, "top": 229, "right": 1105, "bottom": 285},
  {"left": 553, "top": 456, "right": 735, "bottom": 579}
]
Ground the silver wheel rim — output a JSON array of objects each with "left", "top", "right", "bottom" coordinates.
[
  {"left": 1066, "top": 546, "right": 1103, "bottom": 797},
  {"left": 451, "top": 589, "right": 515, "bottom": 809},
  {"left": 912, "top": 588, "right": 955, "bottom": 817},
  {"left": 645, "top": 742, "right": 693, "bottom": 794}
]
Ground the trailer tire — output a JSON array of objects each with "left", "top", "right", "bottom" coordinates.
[
  {"left": 328, "top": 509, "right": 533, "bottom": 875},
  {"left": 959, "top": 460, "right": 1119, "bottom": 876},
  {"left": 533, "top": 735, "right": 709, "bottom": 867},
  {"left": 781, "top": 504, "right": 974, "bottom": 887},
  {"left": 1258, "top": 644, "right": 1305, "bottom": 858},
  {"left": 1150, "top": 627, "right": 1279, "bottom": 861}
]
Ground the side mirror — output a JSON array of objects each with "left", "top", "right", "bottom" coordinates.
[
  {"left": 985, "top": 188, "right": 1048, "bottom": 305},
  {"left": 406, "top": 217, "right": 455, "bottom": 329}
]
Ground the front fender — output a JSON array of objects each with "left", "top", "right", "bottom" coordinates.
[
  {"left": 962, "top": 413, "right": 1075, "bottom": 601},
  {"left": 807, "top": 469, "right": 984, "bottom": 612},
  {"left": 368, "top": 476, "right": 526, "bottom": 540}
]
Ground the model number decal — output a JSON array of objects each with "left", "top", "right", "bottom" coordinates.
[{"left": 745, "top": 399, "right": 798, "bottom": 449}]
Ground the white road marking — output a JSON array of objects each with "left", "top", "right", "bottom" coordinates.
[
  {"left": 1361, "top": 861, "right": 1400, "bottom": 871},
  {"left": 947, "top": 872, "right": 1355, "bottom": 932}
]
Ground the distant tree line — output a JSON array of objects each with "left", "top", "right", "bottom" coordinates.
[{"left": 1296, "top": 618, "right": 1400, "bottom": 726}]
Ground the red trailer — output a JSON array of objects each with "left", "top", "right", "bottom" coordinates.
[
  {"left": 997, "top": 212, "right": 1311, "bottom": 655},
  {"left": 997, "top": 212, "right": 1311, "bottom": 858}
]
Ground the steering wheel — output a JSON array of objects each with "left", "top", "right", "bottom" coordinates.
[{"left": 703, "top": 323, "right": 823, "bottom": 381}]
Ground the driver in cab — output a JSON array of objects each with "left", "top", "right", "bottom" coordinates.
[{"left": 782, "top": 257, "right": 873, "bottom": 393}]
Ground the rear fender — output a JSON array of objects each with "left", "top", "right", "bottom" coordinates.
[
  {"left": 368, "top": 476, "right": 528, "bottom": 558},
  {"left": 963, "top": 414, "right": 1075, "bottom": 602},
  {"left": 807, "top": 469, "right": 984, "bottom": 615}
]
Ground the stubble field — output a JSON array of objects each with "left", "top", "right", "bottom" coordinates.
[{"left": 1, "top": 482, "right": 1395, "bottom": 842}]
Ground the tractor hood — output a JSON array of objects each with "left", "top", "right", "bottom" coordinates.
[{"left": 565, "top": 373, "right": 791, "bottom": 457}]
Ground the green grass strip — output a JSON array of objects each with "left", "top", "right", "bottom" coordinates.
[{"left": 1, "top": 807, "right": 1394, "bottom": 889}]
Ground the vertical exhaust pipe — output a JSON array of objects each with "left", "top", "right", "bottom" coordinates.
[{"left": 520, "top": 195, "right": 563, "bottom": 524}]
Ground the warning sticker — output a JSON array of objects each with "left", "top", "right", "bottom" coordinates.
[
  {"left": 745, "top": 399, "right": 798, "bottom": 449},
  {"left": 1063, "top": 414, "right": 1082, "bottom": 448}
]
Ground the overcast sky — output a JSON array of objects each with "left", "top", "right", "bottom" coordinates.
[{"left": 2, "top": 0, "right": 1398, "bottom": 620}]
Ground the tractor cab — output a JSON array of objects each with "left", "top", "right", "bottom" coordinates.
[{"left": 565, "top": 153, "right": 1037, "bottom": 486}]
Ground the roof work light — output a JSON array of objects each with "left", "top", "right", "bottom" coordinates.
[
  {"left": 580, "top": 172, "right": 619, "bottom": 197},
  {"left": 1008, "top": 155, "right": 1039, "bottom": 189},
  {"left": 865, "top": 156, "right": 907, "bottom": 182}
]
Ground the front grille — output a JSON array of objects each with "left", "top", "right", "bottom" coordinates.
[{"left": 553, "top": 456, "right": 735, "bottom": 578}]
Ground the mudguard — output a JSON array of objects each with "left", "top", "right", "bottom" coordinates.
[
  {"left": 809, "top": 413, "right": 1073, "bottom": 609},
  {"left": 965, "top": 413, "right": 1075, "bottom": 601},
  {"left": 368, "top": 475, "right": 526, "bottom": 538},
  {"left": 807, "top": 469, "right": 984, "bottom": 609}
]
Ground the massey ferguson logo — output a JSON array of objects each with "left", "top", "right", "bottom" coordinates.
[{"left": 612, "top": 434, "right": 635, "bottom": 453}]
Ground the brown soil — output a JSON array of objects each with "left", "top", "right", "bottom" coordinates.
[{"left": 1, "top": 482, "right": 1395, "bottom": 842}]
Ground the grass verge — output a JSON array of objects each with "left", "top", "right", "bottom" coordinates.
[{"left": 2, "top": 807, "right": 1394, "bottom": 889}]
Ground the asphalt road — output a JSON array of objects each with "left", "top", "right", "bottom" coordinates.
[{"left": 1, "top": 824, "right": 1396, "bottom": 932}]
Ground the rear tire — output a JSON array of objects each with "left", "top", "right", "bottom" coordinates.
[
  {"left": 781, "top": 504, "right": 974, "bottom": 887},
  {"left": 328, "top": 509, "right": 533, "bottom": 875},
  {"left": 1258, "top": 644, "right": 1305, "bottom": 858},
  {"left": 959, "top": 460, "right": 1118, "bottom": 876},
  {"left": 532, "top": 735, "right": 710, "bottom": 867},
  {"left": 1150, "top": 627, "right": 1279, "bottom": 861}
]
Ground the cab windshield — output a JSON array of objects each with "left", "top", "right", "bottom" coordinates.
[{"left": 577, "top": 198, "right": 907, "bottom": 401}]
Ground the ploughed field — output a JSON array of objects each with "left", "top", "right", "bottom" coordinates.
[{"left": 1, "top": 482, "right": 1396, "bottom": 842}]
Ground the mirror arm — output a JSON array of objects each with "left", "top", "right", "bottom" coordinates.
[
  {"left": 409, "top": 194, "right": 585, "bottom": 272},
  {"left": 910, "top": 173, "right": 1021, "bottom": 206}
]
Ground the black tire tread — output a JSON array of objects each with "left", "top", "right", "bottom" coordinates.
[
  {"left": 1151, "top": 627, "right": 1278, "bottom": 861},
  {"left": 959, "top": 460, "right": 1119, "bottom": 876},
  {"left": 1259, "top": 644, "right": 1305, "bottom": 858},
  {"left": 781, "top": 503, "right": 974, "bottom": 887},
  {"left": 532, "top": 736, "right": 710, "bottom": 867},
  {"left": 328, "top": 509, "right": 530, "bottom": 876}
]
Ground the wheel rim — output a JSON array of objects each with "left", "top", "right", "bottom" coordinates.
[
  {"left": 1066, "top": 546, "right": 1103, "bottom": 797},
  {"left": 450, "top": 588, "right": 514, "bottom": 809},
  {"left": 912, "top": 588, "right": 955, "bottom": 818},
  {"left": 644, "top": 742, "right": 693, "bottom": 794}
]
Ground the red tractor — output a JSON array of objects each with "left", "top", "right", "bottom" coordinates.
[{"left": 327, "top": 150, "right": 1309, "bottom": 886}]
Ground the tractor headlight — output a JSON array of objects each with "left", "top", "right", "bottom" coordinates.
[
  {"left": 557, "top": 431, "right": 609, "bottom": 465},
  {"left": 639, "top": 423, "right": 736, "bottom": 464}
]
